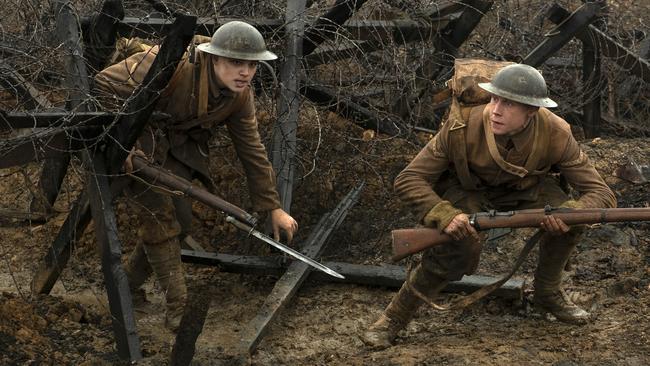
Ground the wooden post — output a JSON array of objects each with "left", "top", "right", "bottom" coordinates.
[
  {"left": 180, "top": 252, "right": 525, "bottom": 300},
  {"left": 392, "top": 0, "right": 494, "bottom": 125},
  {"left": 31, "top": 0, "right": 92, "bottom": 217},
  {"left": 32, "top": 14, "right": 197, "bottom": 361},
  {"left": 580, "top": 1, "right": 606, "bottom": 138},
  {"left": 85, "top": 150, "right": 142, "bottom": 361},
  {"left": 82, "top": 0, "right": 125, "bottom": 74},
  {"left": 270, "top": 0, "right": 307, "bottom": 212}
]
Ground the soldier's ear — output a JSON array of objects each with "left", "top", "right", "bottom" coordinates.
[{"left": 527, "top": 106, "right": 539, "bottom": 119}]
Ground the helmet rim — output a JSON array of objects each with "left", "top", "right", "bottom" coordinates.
[
  {"left": 478, "top": 64, "right": 558, "bottom": 108},
  {"left": 197, "top": 20, "right": 277, "bottom": 61}
]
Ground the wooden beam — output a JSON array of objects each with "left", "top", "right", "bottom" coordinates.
[
  {"left": 0, "top": 111, "right": 169, "bottom": 130},
  {"left": 0, "top": 111, "right": 117, "bottom": 129},
  {"left": 85, "top": 150, "right": 142, "bottom": 361},
  {"left": 181, "top": 251, "right": 524, "bottom": 300},
  {"left": 0, "top": 62, "right": 53, "bottom": 110},
  {"left": 81, "top": 0, "right": 125, "bottom": 73},
  {"left": 34, "top": 0, "right": 94, "bottom": 215},
  {"left": 303, "top": 14, "right": 455, "bottom": 68},
  {"left": 393, "top": 0, "right": 493, "bottom": 122},
  {"left": 235, "top": 184, "right": 364, "bottom": 355},
  {"left": 117, "top": 16, "right": 446, "bottom": 43},
  {"left": 302, "top": 0, "right": 370, "bottom": 56},
  {"left": 270, "top": 0, "right": 307, "bottom": 213},
  {"left": 523, "top": 2, "right": 600, "bottom": 67},
  {"left": 581, "top": 11, "right": 604, "bottom": 138},
  {"left": 31, "top": 13, "right": 196, "bottom": 298},
  {"left": 548, "top": 4, "right": 650, "bottom": 83},
  {"left": 0, "top": 128, "right": 104, "bottom": 170}
]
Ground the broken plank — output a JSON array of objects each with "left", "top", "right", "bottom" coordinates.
[
  {"left": 235, "top": 183, "right": 364, "bottom": 355},
  {"left": 0, "top": 62, "right": 53, "bottom": 110},
  {"left": 523, "top": 2, "right": 601, "bottom": 67},
  {"left": 181, "top": 251, "right": 524, "bottom": 301},
  {"left": 548, "top": 4, "right": 650, "bottom": 83},
  {"left": 85, "top": 150, "right": 141, "bottom": 361},
  {"left": 302, "top": 0, "right": 370, "bottom": 56}
]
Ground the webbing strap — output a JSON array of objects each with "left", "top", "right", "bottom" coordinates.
[
  {"left": 408, "top": 229, "right": 544, "bottom": 311},
  {"left": 448, "top": 98, "right": 479, "bottom": 190}
]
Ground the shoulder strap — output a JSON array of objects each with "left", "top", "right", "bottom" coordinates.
[{"left": 447, "top": 98, "right": 479, "bottom": 190}]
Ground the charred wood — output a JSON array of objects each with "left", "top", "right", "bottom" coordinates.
[
  {"left": 523, "top": 2, "right": 601, "bottom": 67},
  {"left": 548, "top": 3, "right": 650, "bottom": 83},
  {"left": 181, "top": 252, "right": 524, "bottom": 301},
  {"left": 0, "top": 62, "right": 53, "bottom": 110},
  {"left": 302, "top": 0, "right": 370, "bottom": 56},
  {"left": 81, "top": 0, "right": 125, "bottom": 74},
  {"left": 235, "top": 183, "right": 363, "bottom": 355}
]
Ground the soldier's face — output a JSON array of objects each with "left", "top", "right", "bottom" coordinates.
[
  {"left": 213, "top": 56, "right": 258, "bottom": 92},
  {"left": 487, "top": 95, "right": 538, "bottom": 136}
]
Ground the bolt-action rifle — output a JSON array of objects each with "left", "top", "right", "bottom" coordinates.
[
  {"left": 130, "top": 156, "right": 344, "bottom": 279},
  {"left": 391, "top": 206, "right": 650, "bottom": 262}
]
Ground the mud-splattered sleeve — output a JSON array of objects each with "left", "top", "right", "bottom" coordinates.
[{"left": 394, "top": 123, "right": 458, "bottom": 226}]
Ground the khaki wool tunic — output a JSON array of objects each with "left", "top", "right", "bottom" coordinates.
[
  {"left": 94, "top": 41, "right": 281, "bottom": 212},
  {"left": 395, "top": 103, "right": 616, "bottom": 228}
]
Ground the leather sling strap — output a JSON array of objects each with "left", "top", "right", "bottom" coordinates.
[{"left": 407, "top": 229, "right": 544, "bottom": 311}]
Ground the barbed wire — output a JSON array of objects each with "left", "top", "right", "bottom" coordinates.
[{"left": 0, "top": 0, "right": 648, "bottom": 297}]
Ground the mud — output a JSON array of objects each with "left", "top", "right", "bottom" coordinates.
[{"left": 0, "top": 110, "right": 648, "bottom": 365}]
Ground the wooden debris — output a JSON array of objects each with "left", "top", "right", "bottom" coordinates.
[{"left": 181, "top": 251, "right": 525, "bottom": 300}]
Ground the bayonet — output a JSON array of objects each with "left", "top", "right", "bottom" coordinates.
[{"left": 226, "top": 216, "right": 345, "bottom": 279}]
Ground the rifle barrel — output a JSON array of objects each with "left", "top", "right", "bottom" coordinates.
[{"left": 131, "top": 156, "right": 258, "bottom": 226}]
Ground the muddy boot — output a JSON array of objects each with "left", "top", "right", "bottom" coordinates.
[
  {"left": 361, "top": 265, "right": 448, "bottom": 349},
  {"left": 124, "top": 242, "right": 152, "bottom": 307},
  {"left": 533, "top": 232, "right": 590, "bottom": 324},
  {"left": 144, "top": 238, "right": 187, "bottom": 332}
]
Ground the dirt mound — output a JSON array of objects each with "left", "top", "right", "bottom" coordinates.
[{"left": 0, "top": 292, "right": 115, "bottom": 365}]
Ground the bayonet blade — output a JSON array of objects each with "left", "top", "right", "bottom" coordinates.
[{"left": 226, "top": 216, "right": 345, "bottom": 279}]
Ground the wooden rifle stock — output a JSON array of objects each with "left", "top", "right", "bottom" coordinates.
[
  {"left": 131, "top": 155, "right": 258, "bottom": 226},
  {"left": 391, "top": 207, "right": 650, "bottom": 262}
]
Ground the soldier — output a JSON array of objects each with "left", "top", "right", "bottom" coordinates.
[
  {"left": 94, "top": 21, "right": 298, "bottom": 331},
  {"left": 361, "top": 64, "right": 616, "bottom": 348}
]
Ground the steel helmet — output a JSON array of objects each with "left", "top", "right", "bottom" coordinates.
[
  {"left": 478, "top": 64, "right": 557, "bottom": 108},
  {"left": 197, "top": 21, "right": 277, "bottom": 61}
]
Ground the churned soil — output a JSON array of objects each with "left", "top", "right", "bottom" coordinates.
[{"left": 0, "top": 100, "right": 648, "bottom": 365}]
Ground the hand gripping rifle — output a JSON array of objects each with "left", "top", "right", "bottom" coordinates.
[
  {"left": 131, "top": 156, "right": 344, "bottom": 279},
  {"left": 391, "top": 206, "right": 650, "bottom": 262}
]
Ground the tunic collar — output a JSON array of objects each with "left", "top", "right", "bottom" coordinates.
[{"left": 494, "top": 113, "right": 537, "bottom": 152}]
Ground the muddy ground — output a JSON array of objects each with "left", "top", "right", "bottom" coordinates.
[
  {"left": 0, "top": 102, "right": 649, "bottom": 365},
  {"left": 1, "top": 0, "right": 650, "bottom": 364}
]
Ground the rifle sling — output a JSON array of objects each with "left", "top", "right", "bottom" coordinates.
[{"left": 407, "top": 229, "right": 544, "bottom": 311}]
